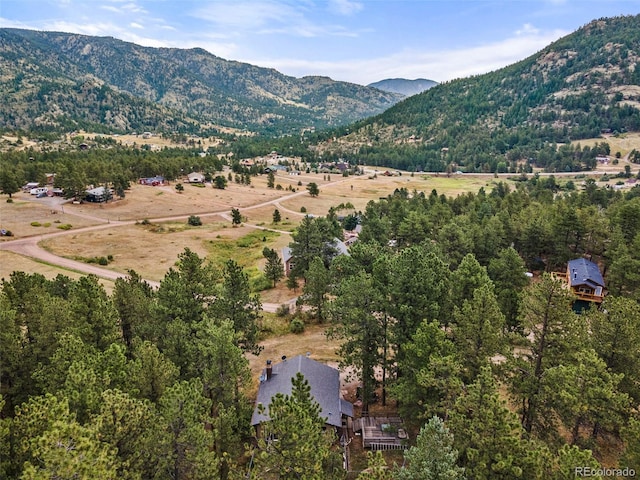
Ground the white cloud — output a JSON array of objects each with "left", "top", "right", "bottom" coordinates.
[
  {"left": 191, "top": 1, "right": 301, "bottom": 30},
  {"left": 129, "top": 22, "right": 143, "bottom": 30},
  {"left": 190, "top": 1, "right": 357, "bottom": 39},
  {"left": 328, "top": 0, "right": 364, "bottom": 16},
  {"left": 516, "top": 23, "right": 540, "bottom": 36},
  {"left": 248, "top": 27, "right": 569, "bottom": 85},
  {"left": 100, "top": 1, "right": 146, "bottom": 15},
  {"left": 101, "top": 6, "right": 121, "bottom": 13}
]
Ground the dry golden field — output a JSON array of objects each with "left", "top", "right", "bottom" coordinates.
[
  {"left": 5, "top": 162, "right": 603, "bottom": 287},
  {"left": 571, "top": 132, "right": 640, "bottom": 160},
  {"left": 0, "top": 170, "right": 517, "bottom": 286}
]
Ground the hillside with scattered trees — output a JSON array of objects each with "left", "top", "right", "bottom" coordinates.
[{"left": 318, "top": 15, "right": 640, "bottom": 173}]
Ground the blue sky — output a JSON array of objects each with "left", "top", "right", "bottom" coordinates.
[{"left": 1, "top": 0, "right": 639, "bottom": 85}]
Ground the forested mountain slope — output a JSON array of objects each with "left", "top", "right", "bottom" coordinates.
[
  {"left": 325, "top": 15, "right": 640, "bottom": 173},
  {"left": 0, "top": 28, "right": 402, "bottom": 135}
]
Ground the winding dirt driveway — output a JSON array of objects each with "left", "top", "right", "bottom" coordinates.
[{"left": 0, "top": 178, "right": 349, "bottom": 311}]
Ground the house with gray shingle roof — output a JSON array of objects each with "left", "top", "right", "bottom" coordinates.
[
  {"left": 566, "top": 258, "right": 605, "bottom": 304},
  {"left": 251, "top": 355, "right": 353, "bottom": 436},
  {"left": 281, "top": 238, "right": 350, "bottom": 276}
]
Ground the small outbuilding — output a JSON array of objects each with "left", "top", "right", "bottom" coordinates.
[{"left": 139, "top": 176, "right": 165, "bottom": 186}]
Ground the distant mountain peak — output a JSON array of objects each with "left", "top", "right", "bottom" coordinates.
[{"left": 368, "top": 78, "right": 438, "bottom": 97}]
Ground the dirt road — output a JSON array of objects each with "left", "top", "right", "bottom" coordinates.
[{"left": 0, "top": 177, "right": 352, "bottom": 310}]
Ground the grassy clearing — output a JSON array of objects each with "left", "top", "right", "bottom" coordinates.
[
  {"left": 571, "top": 132, "right": 640, "bottom": 159},
  {"left": 205, "top": 228, "right": 282, "bottom": 291},
  {"left": 0, "top": 196, "right": 96, "bottom": 239}
]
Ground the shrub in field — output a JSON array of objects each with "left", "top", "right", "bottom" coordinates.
[
  {"left": 57, "top": 224, "right": 72, "bottom": 230},
  {"left": 276, "top": 304, "right": 291, "bottom": 317},
  {"left": 188, "top": 215, "right": 202, "bottom": 226},
  {"left": 289, "top": 317, "right": 305, "bottom": 334}
]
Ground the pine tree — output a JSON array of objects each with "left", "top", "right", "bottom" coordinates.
[
  {"left": 212, "top": 260, "right": 262, "bottom": 355},
  {"left": 159, "top": 379, "right": 219, "bottom": 480},
  {"left": 329, "top": 272, "right": 385, "bottom": 415},
  {"left": 21, "top": 418, "right": 118, "bottom": 480},
  {"left": 300, "top": 257, "right": 331, "bottom": 322},
  {"left": 263, "top": 247, "right": 284, "bottom": 287},
  {"left": 506, "top": 274, "right": 584, "bottom": 438},
  {"left": 391, "top": 321, "right": 462, "bottom": 425},
  {"left": 231, "top": 208, "right": 242, "bottom": 226},
  {"left": 396, "top": 416, "right": 465, "bottom": 480},
  {"left": 449, "top": 366, "right": 527, "bottom": 479},
  {"left": 252, "top": 372, "right": 340, "bottom": 480},
  {"left": 307, "top": 182, "right": 320, "bottom": 197},
  {"left": 112, "top": 270, "right": 154, "bottom": 358},
  {"left": 451, "top": 283, "right": 506, "bottom": 382}
]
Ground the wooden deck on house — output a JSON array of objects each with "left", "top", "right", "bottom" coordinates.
[
  {"left": 551, "top": 272, "right": 605, "bottom": 303},
  {"left": 353, "top": 416, "right": 408, "bottom": 450}
]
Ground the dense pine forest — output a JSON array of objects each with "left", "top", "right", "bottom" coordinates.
[
  {"left": 3, "top": 12, "right": 640, "bottom": 480},
  {"left": 2, "top": 172, "right": 640, "bottom": 478}
]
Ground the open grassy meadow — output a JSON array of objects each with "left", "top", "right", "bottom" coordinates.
[
  {"left": 1, "top": 166, "right": 518, "bottom": 287},
  {"left": 571, "top": 132, "right": 640, "bottom": 160}
]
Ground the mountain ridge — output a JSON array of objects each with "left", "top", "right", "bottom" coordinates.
[
  {"left": 319, "top": 15, "right": 640, "bottom": 173},
  {"left": 0, "top": 28, "right": 403, "bottom": 135}
]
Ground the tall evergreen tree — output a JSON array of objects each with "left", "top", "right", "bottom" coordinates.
[
  {"left": 21, "top": 418, "right": 118, "bottom": 480},
  {"left": 300, "top": 257, "right": 332, "bottom": 322},
  {"left": 329, "top": 272, "right": 385, "bottom": 416},
  {"left": 159, "top": 379, "right": 219, "bottom": 480},
  {"left": 507, "top": 274, "right": 584, "bottom": 438},
  {"left": 194, "top": 319, "right": 252, "bottom": 479},
  {"left": 212, "top": 259, "right": 262, "bottom": 355},
  {"left": 449, "top": 366, "right": 528, "bottom": 480},
  {"left": 231, "top": 207, "right": 242, "bottom": 226},
  {"left": 391, "top": 321, "right": 462, "bottom": 425},
  {"left": 112, "top": 270, "right": 154, "bottom": 357},
  {"left": 451, "top": 283, "right": 506, "bottom": 382},
  {"left": 288, "top": 215, "right": 337, "bottom": 281},
  {"left": 252, "top": 372, "right": 340, "bottom": 480},
  {"left": 589, "top": 296, "right": 640, "bottom": 403},
  {"left": 488, "top": 246, "right": 529, "bottom": 331},
  {"left": 541, "top": 348, "right": 630, "bottom": 445},
  {"left": 94, "top": 389, "right": 163, "bottom": 480},
  {"left": 389, "top": 246, "right": 451, "bottom": 367},
  {"left": 263, "top": 247, "right": 284, "bottom": 287},
  {"left": 396, "top": 416, "right": 465, "bottom": 480}
]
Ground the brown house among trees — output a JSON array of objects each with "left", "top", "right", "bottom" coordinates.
[{"left": 555, "top": 257, "right": 606, "bottom": 305}]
